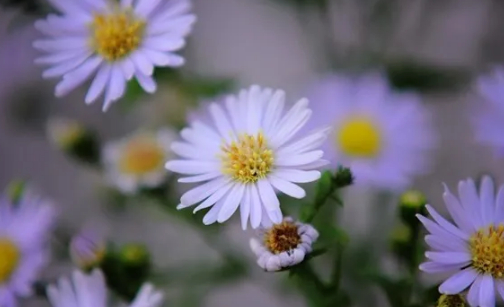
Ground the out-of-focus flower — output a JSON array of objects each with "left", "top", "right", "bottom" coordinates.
[
  {"left": 46, "top": 269, "right": 163, "bottom": 307},
  {"left": 70, "top": 229, "right": 106, "bottom": 270},
  {"left": 437, "top": 294, "right": 467, "bottom": 307},
  {"left": 249, "top": 217, "right": 318, "bottom": 272},
  {"left": 47, "top": 118, "right": 101, "bottom": 165},
  {"left": 418, "top": 176, "right": 504, "bottom": 307},
  {"left": 33, "top": 0, "right": 196, "bottom": 111},
  {"left": 472, "top": 67, "right": 504, "bottom": 155},
  {"left": 304, "top": 73, "right": 436, "bottom": 190},
  {"left": 166, "top": 85, "right": 329, "bottom": 229},
  {"left": 0, "top": 192, "right": 56, "bottom": 307},
  {"left": 103, "top": 129, "right": 176, "bottom": 193}
]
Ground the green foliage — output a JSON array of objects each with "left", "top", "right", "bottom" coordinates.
[
  {"left": 5, "top": 180, "right": 26, "bottom": 205},
  {"left": 386, "top": 59, "right": 471, "bottom": 92}
]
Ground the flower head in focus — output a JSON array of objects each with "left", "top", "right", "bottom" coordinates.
[
  {"left": 304, "top": 73, "right": 436, "bottom": 190},
  {"left": 33, "top": 0, "right": 196, "bottom": 111},
  {"left": 104, "top": 129, "right": 176, "bottom": 193},
  {"left": 0, "top": 192, "right": 56, "bottom": 307},
  {"left": 418, "top": 176, "right": 504, "bottom": 307},
  {"left": 47, "top": 269, "right": 163, "bottom": 307},
  {"left": 166, "top": 85, "right": 329, "bottom": 229},
  {"left": 472, "top": 67, "right": 504, "bottom": 155},
  {"left": 70, "top": 229, "right": 107, "bottom": 270},
  {"left": 249, "top": 217, "right": 318, "bottom": 272}
]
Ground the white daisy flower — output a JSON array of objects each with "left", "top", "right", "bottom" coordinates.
[
  {"left": 0, "top": 192, "right": 56, "bottom": 307},
  {"left": 472, "top": 67, "right": 504, "bottom": 155},
  {"left": 33, "top": 0, "right": 196, "bottom": 111},
  {"left": 304, "top": 73, "right": 436, "bottom": 190},
  {"left": 47, "top": 269, "right": 163, "bottom": 307},
  {"left": 104, "top": 129, "right": 177, "bottom": 193},
  {"left": 249, "top": 217, "right": 319, "bottom": 272},
  {"left": 165, "top": 85, "right": 329, "bottom": 229},
  {"left": 418, "top": 176, "right": 504, "bottom": 307}
]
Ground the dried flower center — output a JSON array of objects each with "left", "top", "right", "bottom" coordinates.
[
  {"left": 337, "top": 117, "right": 381, "bottom": 158},
  {"left": 91, "top": 10, "right": 145, "bottom": 62},
  {"left": 437, "top": 294, "right": 466, "bottom": 307},
  {"left": 0, "top": 238, "right": 20, "bottom": 283},
  {"left": 469, "top": 224, "right": 504, "bottom": 278},
  {"left": 264, "top": 221, "right": 301, "bottom": 254},
  {"left": 118, "top": 137, "right": 165, "bottom": 175},
  {"left": 221, "top": 133, "right": 274, "bottom": 184}
]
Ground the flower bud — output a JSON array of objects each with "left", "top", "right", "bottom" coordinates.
[
  {"left": 334, "top": 166, "right": 354, "bottom": 188},
  {"left": 5, "top": 180, "right": 26, "bottom": 204},
  {"left": 437, "top": 294, "right": 466, "bottom": 307},
  {"left": 70, "top": 229, "right": 106, "bottom": 270},
  {"left": 47, "top": 118, "right": 100, "bottom": 165},
  {"left": 119, "top": 243, "right": 151, "bottom": 276},
  {"left": 399, "top": 189, "right": 427, "bottom": 226},
  {"left": 389, "top": 223, "right": 412, "bottom": 259}
]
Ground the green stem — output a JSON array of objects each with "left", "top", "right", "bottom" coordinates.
[
  {"left": 293, "top": 262, "right": 328, "bottom": 297},
  {"left": 330, "top": 246, "right": 344, "bottom": 294}
]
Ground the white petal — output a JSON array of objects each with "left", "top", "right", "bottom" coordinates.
[
  {"left": 85, "top": 64, "right": 110, "bottom": 104},
  {"left": 135, "top": 72, "right": 157, "bottom": 93},
  {"left": 273, "top": 169, "right": 320, "bottom": 183},
  {"left": 480, "top": 176, "right": 495, "bottom": 226},
  {"left": 165, "top": 160, "right": 219, "bottom": 175},
  {"left": 180, "top": 178, "right": 230, "bottom": 206},
  {"left": 143, "top": 37, "right": 185, "bottom": 52},
  {"left": 240, "top": 186, "right": 251, "bottom": 230},
  {"left": 467, "top": 277, "right": 482, "bottom": 307},
  {"left": 425, "top": 251, "right": 471, "bottom": 265},
  {"left": 439, "top": 268, "right": 478, "bottom": 294},
  {"left": 257, "top": 179, "right": 280, "bottom": 213},
  {"left": 217, "top": 184, "right": 245, "bottom": 223},
  {"left": 269, "top": 176, "right": 306, "bottom": 199},
  {"left": 132, "top": 51, "right": 154, "bottom": 76},
  {"left": 55, "top": 56, "right": 102, "bottom": 97},
  {"left": 249, "top": 184, "right": 262, "bottom": 229},
  {"left": 479, "top": 274, "right": 495, "bottom": 307},
  {"left": 275, "top": 151, "right": 324, "bottom": 167},
  {"left": 192, "top": 182, "right": 233, "bottom": 213}
]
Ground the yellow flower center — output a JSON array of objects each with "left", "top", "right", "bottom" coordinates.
[
  {"left": 337, "top": 117, "right": 382, "bottom": 158},
  {"left": 91, "top": 10, "right": 145, "bottom": 62},
  {"left": 118, "top": 136, "right": 165, "bottom": 175},
  {"left": 470, "top": 224, "right": 504, "bottom": 278},
  {"left": 437, "top": 294, "right": 466, "bottom": 307},
  {"left": 221, "top": 133, "right": 274, "bottom": 184},
  {"left": 264, "top": 221, "right": 301, "bottom": 254},
  {"left": 0, "top": 238, "right": 20, "bottom": 283}
]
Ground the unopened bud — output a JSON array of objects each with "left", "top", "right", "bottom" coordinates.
[
  {"left": 70, "top": 229, "right": 106, "bottom": 270},
  {"left": 334, "top": 166, "right": 354, "bottom": 188},
  {"left": 47, "top": 118, "right": 100, "bottom": 165},
  {"left": 119, "top": 243, "right": 151, "bottom": 272},
  {"left": 389, "top": 223, "right": 411, "bottom": 258},
  {"left": 437, "top": 294, "right": 466, "bottom": 307},
  {"left": 5, "top": 180, "right": 26, "bottom": 204},
  {"left": 399, "top": 189, "right": 427, "bottom": 226}
]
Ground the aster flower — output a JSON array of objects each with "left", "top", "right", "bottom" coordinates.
[
  {"left": 103, "top": 129, "right": 177, "bottom": 193},
  {"left": 249, "top": 217, "right": 319, "bottom": 272},
  {"left": 47, "top": 269, "right": 163, "bottom": 307},
  {"left": 304, "top": 73, "right": 436, "bottom": 190},
  {"left": 418, "top": 176, "right": 504, "bottom": 307},
  {"left": 70, "top": 229, "right": 106, "bottom": 270},
  {"left": 0, "top": 192, "right": 56, "bottom": 307},
  {"left": 165, "top": 85, "right": 329, "bottom": 229},
  {"left": 472, "top": 67, "right": 504, "bottom": 155},
  {"left": 33, "top": 0, "right": 196, "bottom": 111}
]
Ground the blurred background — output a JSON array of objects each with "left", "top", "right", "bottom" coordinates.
[{"left": 2, "top": 0, "right": 504, "bottom": 306}]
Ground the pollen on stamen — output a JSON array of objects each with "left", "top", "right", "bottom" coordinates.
[
  {"left": 469, "top": 224, "right": 504, "bottom": 278},
  {"left": 263, "top": 220, "right": 301, "bottom": 254},
  {"left": 221, "top": 132, "right": 274, "bottom": 184},
  {"left": 91, "top": 10, "right": 146, "bottom": 62}
]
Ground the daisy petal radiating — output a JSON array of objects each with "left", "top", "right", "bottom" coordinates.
[
  {"left": 304, "top": 72, "right": 436, "bottom": 190},
  {"left": 419, "top": 176, "right": 504, "bottom": 307},
  {"left": 34, "top": 0, "right": 196, "bottom": 111},
  {"left": 166, "top": 86, "right": 328, "bottom": 228}
]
